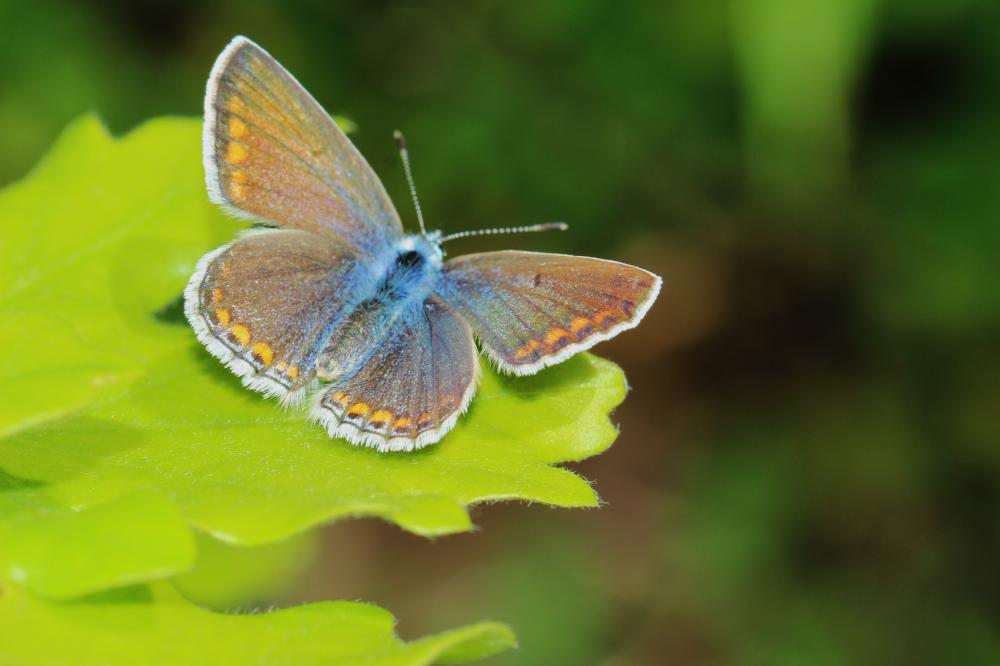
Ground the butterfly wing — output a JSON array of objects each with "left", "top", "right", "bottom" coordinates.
[
  {"left": 204, "top": 36, "right": 402, "bottom": 254},
  {"left": 184, "top": 228, "right": 367, "bottom": 405},
  {"left": 436, "top": 251, "right": 661, "bottom": 375},
  {"left": 310, "top": 297, "right": 479, "bottom": 451}
]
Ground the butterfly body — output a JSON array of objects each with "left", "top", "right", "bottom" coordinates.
[
  {"left": 187, "top": 36, "right": 661, "bottom": 451},
  {"left": 315, "top": 234, "right": 441, "bottom": 380}
]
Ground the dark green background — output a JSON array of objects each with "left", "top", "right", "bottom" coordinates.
[{"left": 3, "top": 1, "right": 999, "bottom": 663}]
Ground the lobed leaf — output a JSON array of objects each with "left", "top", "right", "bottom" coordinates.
[
  {"left": 0, "top": 583, "right": 516, "bottom": 665},
  {"left": 0, "top": 116, "right": 625, "bottom": 600}
]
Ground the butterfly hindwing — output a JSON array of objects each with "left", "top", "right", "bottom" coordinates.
[
  {"left": 310, "top": 297, "right": 479, "bottom": 451},
  {"left": 184, "top": 228, "right": 366, "bottom": 404},
  {"left": 437, "top": 251, "right": 661, "bottom": 375},
  {"left": 204, "top": 36, "right": 402, "bottom": 254}
]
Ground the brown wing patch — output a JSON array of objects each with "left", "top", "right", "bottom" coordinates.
[{"left": 442, "top": 251, "right": 660, "bottom": 375}]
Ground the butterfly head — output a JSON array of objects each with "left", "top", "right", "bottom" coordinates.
[{"left": 396, "top": 232, "right": 443, "bottom": 268}]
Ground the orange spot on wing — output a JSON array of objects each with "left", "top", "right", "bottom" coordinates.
[
  {"left": 570, "top": 317, "right": 592, "bottom": 337},
  {"left": 416, "top": 412, "right": 433, "bottom": 430},
  {"left": 392, "top": 417, "right": 413, "bottom": 432},
  {"left": 228, "top": 323, "right": 251, "bottom": 347},
  {"left": 227, "top": 97, "right": 244, "bottom": 114},
  {"left": 346, "top": 402, "right": 370, "bottom": 419},
  {"left": 514, "top": 339, "right": 541, "bottom": 360},
  {"left": 226, "top": 142, "right": 247, "bottom": 163},
  {"left": 251, "top": 342, "right": 274, "bottom": 366},
  {"left": 594, "top": 309, "right": 620, "bottom": 329},
  {"left": 286, "top": 365, "right": 299, "bottom": 381},
  {"left": 544, "top": 328, "right": 571, "bottom": 349},
  {"left": 214, "top": 308, "right": 231, "bottom": 326},
  {"left": 226, "top": 168, "right": 248, "bottom": 201},
  {"left": 369, "top": 410, "right": 392, "bottom": 428},
  {"left": 212, "top": 288, "right": 223, "bottom": 304},
  {"left": 330, "top": 391, "right": 349, "bottom": 407},
  {"left": 228, "top": 117, "right": 247, "bottom": 139}
]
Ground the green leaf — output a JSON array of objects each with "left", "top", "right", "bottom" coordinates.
[
  {"left": 0, "top": 583, "right": 516, "bottom": 665},
  {"left": 0, "top": 486, "right": 194, "bottom": 600},
  {"left": 0, "top": 115, "right": 237, "bottom": 439},
  {"left": 0, "top": 115, "right": 625, "bottom": 599},
  {"left": 173, "top": 531, "right": 317, "bottom": 610}
]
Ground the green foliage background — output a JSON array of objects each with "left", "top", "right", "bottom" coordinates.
[{"left": 2, "top": 0, "right": 1000, "bottom": 664}]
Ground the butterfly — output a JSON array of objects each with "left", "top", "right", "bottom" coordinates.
[{"left": 185, "top": 36, "right": 661, "bottom": 452}]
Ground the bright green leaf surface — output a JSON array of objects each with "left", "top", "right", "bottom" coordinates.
[
  {"left": 6, "top": 349, "right": 621, "bottom": 545},
  {"left": 0, "top": 115, "right": 237, "bottom": 438},
  {"left": 174, "top": 531, "right": 317, "bottom": 610},
  {"left": 0, "top": 583, "right": 516, "bottom": 665},
  {"left": 0, "top": 488, "right": 194, "bottom": 600},
  {"left": 0, "top": 116, "right": 625, "bottom": 598}
]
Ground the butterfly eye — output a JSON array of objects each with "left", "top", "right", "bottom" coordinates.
[{"left": 396, "top": 250, "right": 423, "bottom": 268}]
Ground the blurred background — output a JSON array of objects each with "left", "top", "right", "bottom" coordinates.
[{"left": 3, "top": 0, "right": 999, "bottom": 663}]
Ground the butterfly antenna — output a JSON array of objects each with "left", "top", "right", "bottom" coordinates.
[
  {"left": 393, "top": 130, "right": 427, "bottom": 236},
  {"left": 440, "top": 222, "right": 569, "bottom": 244}
]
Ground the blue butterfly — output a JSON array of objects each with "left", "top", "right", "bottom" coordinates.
[{"left": 185, "top": 36, "right": 661, "bottom": 452}]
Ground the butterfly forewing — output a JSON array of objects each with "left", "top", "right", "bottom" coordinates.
[
  {"left": 204, "top": 36, "right": 403, "bottom": 254},
  {"left": 437, "top": 251, "right": 661, "bottom": 375}
]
